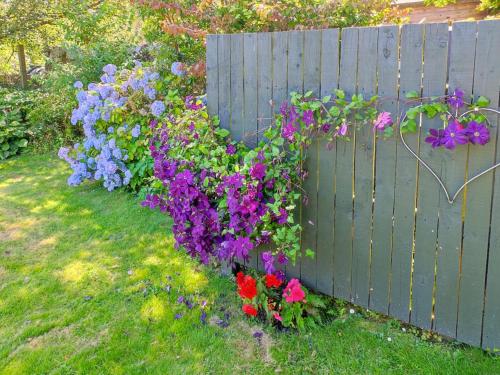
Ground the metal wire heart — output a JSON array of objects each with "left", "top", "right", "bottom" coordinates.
[{"left": 398, "top": 107, "right": 500, "bottom": 204}]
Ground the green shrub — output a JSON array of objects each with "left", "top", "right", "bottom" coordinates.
[{"left": 0, "top": 88, "right": 37, "bottom": 160}]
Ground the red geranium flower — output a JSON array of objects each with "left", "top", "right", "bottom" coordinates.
[
  {"left": 242, "top": 304, "right": 258, "bottom": 316},
  {"left": 237, "top": 273, "right": 257, "bottom": 300},
  {"left": 236, "top": 271, "right": 245, "bottom": 285},
  {"left": 265, "top": 274, "right": 282, "bottom": 288}
]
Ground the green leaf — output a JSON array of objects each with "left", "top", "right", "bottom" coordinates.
[
  {"left": 476, "top": 96, "right": 490, "bottom": 108},
  {"left": 334, "top": 89, "right": 345, "bottom": 99},
  {"left": 305, "top": 248, "right": 315, "bottom": 258},
  {"left": 405, "top": 90, "right": 419, "bottom": 99},
  {"left": 401, "top": 119, "right": 417, "bottom": 134},
  {"left": 383, "top": 127, "right": 394, "bottom": 138},
  {"left": 215, "top": 128, "right": 230, "bottom": 138},
  {"left": 322, "top": 95, "right": 331, "bottom": 103}
]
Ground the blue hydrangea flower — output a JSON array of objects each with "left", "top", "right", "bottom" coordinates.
[
  {"left": 74, "top": 81, "right": 83, "bottom": 89},
  {"left": 131, "top": 124, "right": 141, "bottom": 138},
  {"left": 102, "top": 64, "right": 117, "bottom": 76},
  {"left": 171, "top": 62, "right": 186, "bottom": 77},
  {"left": 150, "top": 100, "right": 165, "bottom": 117}
]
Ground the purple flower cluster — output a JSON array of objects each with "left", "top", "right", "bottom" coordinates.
[
  {"left": 425, "top": 120, "right": 490, "bottom": 150},
  {"left": 142, "top": 119, "right": 294, "bottom": 267},
  {"left": 280, "top": 102, "right": 299, "bottom": 141}
]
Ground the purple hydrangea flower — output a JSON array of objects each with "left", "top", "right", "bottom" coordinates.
[
  {"left": 74, "top": 81, "right": 83, "bottom": 89},
  {"left": 466, "top": 121, "right": 490, "bottom": 145}
]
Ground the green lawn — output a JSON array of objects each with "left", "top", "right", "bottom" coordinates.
[{"left": 0, "top": 154, "right": 499, "bottom": 374}]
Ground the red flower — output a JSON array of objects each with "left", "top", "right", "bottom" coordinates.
[
  {"left": 283, "top": 278, "right": 306, "bottom": 303},
  {"left": 265, "top": 273, "right": 282, "bottom": 288},
  {"left": 236, "top": 271, "right": 245, "bottom": 285},
  {"left": 242, "top": 304, "right": 258, "bottom": 316},
  {"left": 237, "top": 273, "right": 257, "bottom": 300}
]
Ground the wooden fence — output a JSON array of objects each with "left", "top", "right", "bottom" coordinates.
[{"left": 206, "top": 20, "right": 500, "bottom": 350}]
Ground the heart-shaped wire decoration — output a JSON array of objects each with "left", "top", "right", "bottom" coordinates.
[{"left": 398, "top": 107, "right": 500, "bottom": 204}]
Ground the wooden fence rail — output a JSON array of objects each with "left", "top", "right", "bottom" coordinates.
[{"left": 206, "top": 20, "right": 500, "bottom": 350}]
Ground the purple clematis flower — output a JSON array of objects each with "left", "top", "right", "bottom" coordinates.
[
  {"left": 425, "top": 128, "right": 445, "bottom": 148},
  {"left": 302, "top": 110, "right": 315, "bottom": 127},
  {"left": 442, "top": 121, "right": 468, "bottom": 150},
  {"left": 466, "top": 121, "right": 490, "bottom": 145},
  {"left": 335, "top": 123, "right": 348, "bottom": 137},
  {"left": 321, "top": 123, "right": 331, "bottom": 133},
  {"left": 373, "top": 112, "right": 393, "bottom": 132},
  {"left": 448, "top": 88, "right": 465, "bottom": 109},
  {"left": 282, "top": 121, "right": 298, "bottom": 141},
  {"left": 250, "top": 162, "right": 266, "bottom": 180},
  {"left": 261, "top": 251, "right": 275, "bottom": 274},
  {"left": 226, "top": 144, "right": 236, "bottom": 155}
]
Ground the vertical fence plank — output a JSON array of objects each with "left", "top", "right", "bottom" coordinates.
[
  {"left": 254, "top": 32, "right": 273, "bottom": 273},
  {"left": 272, "top": 32, "right": 288, "bottom": 115},
  {"left": 271, "top": 31, "right": 288, "bottom": 276},
  {"left": 411, "top": 22, "right": 449, "bottom": 331},
  {"left": 218, "top": 35, "right": 231, "bottom": 130},
  {"left": 316, "top": 28, "right": 339, "bottom": 296},
  {"left": 230, "top": 34, "right": 244, "bottom": 141},
  {"left": 243, "top": 33, "right": 258, "bottom": 147},
  {"left": 300, "top": 30, "right": 321, "bottom": 288},
  {"left": 391, "top": 23, "right": 424, "bottom": 323},
  {"left": 333, "top": 27, "right": 358, "bottom": 301},
  {"left": 433, "top": 21, "right": 476, "bottom": 339},
  {"left": 351, "top": 27, "right": 378, "bottom": 308},
  {"left": 482, "top": 21, "right": 500, "bottom": 351},
  {"left": 243, "top": 33, "right": 258, "bottom": 269},
  {"left": 370, "top": 25, "right": 400, "bottom": 314},
  {"left": 286, "top": 30, "right": 304, "bottom": 279},
  {"left": 206, "top": 34, "right": 218, "bottom": 118},
  {"left": 458, "top": 20, "right": 500, "bottom": 347},
  {"left": 258, "top": 32, "right": 273, "bottom": 138}
]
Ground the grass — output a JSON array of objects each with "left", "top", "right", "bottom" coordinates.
[{"left": 0, "top": 154, "right": 499, "bottom": 374}]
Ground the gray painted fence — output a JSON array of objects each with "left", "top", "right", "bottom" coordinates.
[{"left": 206, "top": 20, "right": 500, "bottom": 350}]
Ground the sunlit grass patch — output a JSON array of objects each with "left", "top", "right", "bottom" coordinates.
[{"left": 0, "top": 154, "right": 499, "bottom": 374}]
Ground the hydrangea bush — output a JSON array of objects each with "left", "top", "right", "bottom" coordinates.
[{"left": 58, "top": 63, "right": 170, "bottom": 191}]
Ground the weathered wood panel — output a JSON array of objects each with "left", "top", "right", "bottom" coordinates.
[
  {"left": 411, "top": 23, "right": 449, "bottom": 331},
  {"left": 316, "top": 28, "right": 339, "bottom": 295},
  {"left": 333, "top": 27, "right": 359, "bottom": 301},
  {"left": 390, "top": 23, "right": 424, "bottom": 323},
  {"left": 433, "top": 21, "right": 476, "bottom": 338},
  {"left": 370, "top": 25, "right": 399, "bottom": 315},
  {"left": 458, "top": 20, "right": 500, "bottom": 348},
  {"left": 285, "top": 30, "right": 304, "bottom": 279},
  {"left": 206, "top": 20, "right": 500, "bottom": 349},
  {"left": 300, "top": 30, "right": 322, "bottom": 288},
  {"left": 351, "top": 27, "right": 378, "bottom": 308}
]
